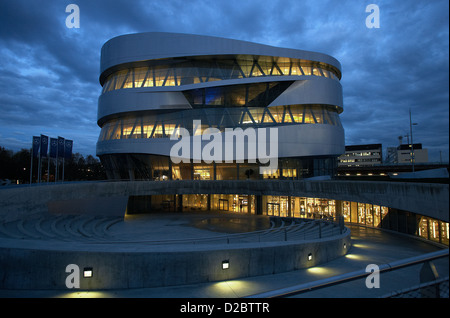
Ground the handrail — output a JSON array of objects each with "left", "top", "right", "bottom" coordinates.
[
  {"left": 89, "top": 218, "right": 346, "bottom": 245},
  {"left": 245, "top": 248, "right": 449, "bottom": 298}
]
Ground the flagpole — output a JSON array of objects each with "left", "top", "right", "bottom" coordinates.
[
  {"left": 38, "top": 153, "right": 41, "bottom": 183},
  {"left": 55, "top": 153, "right": 58, "bottom": 183},
  {"left": 29, "top": 147, "right": 33, "bottom": 185}
]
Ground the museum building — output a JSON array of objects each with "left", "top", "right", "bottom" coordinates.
[
  {"left": 96, "top": 33, "right": 448, "bottom": 245},
  {"left": 96, "top": 32, "right": 344, "bottom": 181}
]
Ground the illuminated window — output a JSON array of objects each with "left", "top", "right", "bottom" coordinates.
[
  {"left": 153, "top": 125, "right": 164, "bottom": 138},
  {"left": 164, "top": 124, "right": 176, "bottom": 137},
  {"left": 142, "top": 69, "right": 154, "bottom": 87},
  {"left": 269, "top": 107, "right": 284, "bottom": 123},
  {"left": 134, "top": 67, "right": 148, "bottom": 88},
  {"left": 302, "top": 66, "right": 312, "bottom": 76},
  {"left": 154, "top": 68, "right": 166, "bottom": 86},
  {"left": 114, "top": 70, "right": 129, "bottom": 90},
  {"left": 278, "top": 62, "right": 291, "bottom": 75},
  {"left": 101, "top": 57, "right": 341, "bottom": 94},
  {"left": 122, "top": 125, "right": 134, "bottom": 138},
  {"left": 312, "top": 67, "right": 323, "bottom": 76},
  {"left": 142, "top": 124, "right": 154, "bottom": 138},
  {"left": 240, "top": 111, "right": 254, "bottom": 125},
  {"left": 238, "top": 61, "right": 253, "bottom": 77},
  {"left": 249, "top": 108, "right": 264, "bottom": 123}
]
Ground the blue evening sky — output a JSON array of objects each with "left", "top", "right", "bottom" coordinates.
[{"left": 0, "top": 0, "right": 448, "bottom": 162}]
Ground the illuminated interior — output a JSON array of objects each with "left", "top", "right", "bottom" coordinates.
[
  {"left": 101, "top": 55, "right": 341, "bottom": 94},
  {"left": 98, "top": 104, "right": 342, "bottom": 142},
  {"left": 128, "top": 193, "right": 449, "bottom": 245}
]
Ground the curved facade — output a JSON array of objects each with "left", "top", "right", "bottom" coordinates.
[{"left": 96, "top": 32, "right": 345, "bottom": 180}]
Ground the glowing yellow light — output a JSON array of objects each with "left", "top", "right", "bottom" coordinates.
[
  {"left": 210, "top": 279, "right": 260, "bottom": 296},
  {"left": 57, "top": 291, "right": 112, "bottom": 298},
  {"left": 352, "top": 243, "right": 371, "bottom": 249},
  {"left": 307, "top": 267, "right": 331, "bottom": 275},
  {"left": 345, "top": 254, "right": 364, "bottom": 260}
]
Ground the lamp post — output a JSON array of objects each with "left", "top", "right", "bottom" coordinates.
[{"left": 409, "top": 109, "right": 418, "bottom": 173}]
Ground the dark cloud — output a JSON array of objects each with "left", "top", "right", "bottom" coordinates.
[{"left": 0, "top": 0, "right": 448, "bottom": 162}]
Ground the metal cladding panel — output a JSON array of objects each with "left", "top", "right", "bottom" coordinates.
[
  {"left": 268, "top": 77, "right": 343, "bottom": 111},
  {"left": 97, "top": 90, "right": 192, "bottom": 124},
  {"left": 100, "top": 32, "right": 342, "bottom": 77}
]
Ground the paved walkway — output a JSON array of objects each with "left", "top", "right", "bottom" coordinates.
[{"left": 0, "top": 214, "right": 448, "bottom": 298}]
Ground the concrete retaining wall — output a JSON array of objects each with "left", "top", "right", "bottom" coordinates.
[
  {"left": 0, "top": 232, "right": 351, "bottom": 290},
  {"left": 0, "top": 180, "right": 448, "bottom": 222}
]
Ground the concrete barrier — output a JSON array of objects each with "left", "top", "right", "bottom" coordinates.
[
  {"left": 0, "top": 180, "right": 448, "bottom": 222},
  {"left": 0, "top": 231, "right": 351, "bottom": 290}
]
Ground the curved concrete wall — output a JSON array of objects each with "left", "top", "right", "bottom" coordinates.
[
  {"left": 0, "top": 232, "right": 350, "bottom": 290},
  {"left": 0, "top": 180, "right": 448, "bottom": 223}
]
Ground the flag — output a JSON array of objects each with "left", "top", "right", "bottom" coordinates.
[
  {"left": 40, "top": 135, "right": 48, "bottom": 157},
  {"left": 64, "top": 140, "right": 73, "bottom": 159},
  {"left": 32, "top": 136, "right": 40, "bottom": 158},
  {"left": 57, "top": 137, "right": 65, "bottom": 158},
  {"left": 49, "top": 138, "right": 58, "bottom": 158}
]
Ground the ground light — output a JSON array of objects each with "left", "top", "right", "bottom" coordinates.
[
  {"left": 83, "top": 267, "right": 93, "bottom": 278},
  {"left": 222, "top": 260, "right": 230, "bottom": 270}
]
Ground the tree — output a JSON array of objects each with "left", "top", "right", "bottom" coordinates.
[{"left": 0, "top": 146, "right": 107, "bottom": 183}]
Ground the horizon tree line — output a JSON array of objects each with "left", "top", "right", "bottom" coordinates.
[{"left": 0, "top": 146, "right": 106, "bottom": 184}]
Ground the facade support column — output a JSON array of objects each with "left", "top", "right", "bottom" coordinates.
[
  {"left": 288, "top": 196, "right": 292, "bottom": 217},
  {"left": 256, "top": 195, "right": 262, "bottom": 215},
  {"left": 178, "top": 194, "right": 183, "bottom": 212}
]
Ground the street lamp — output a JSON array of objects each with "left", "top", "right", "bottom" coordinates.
[{"left": 409, "top": 109, "right": 418, "bottom": 173}]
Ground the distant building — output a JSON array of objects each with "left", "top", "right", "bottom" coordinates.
[
  {"left": 385, "top": 143, "right": 428, "bottom": 164},
  {"left": 338, "top": 144, "right": 382, "bottom": 167},
  {"left": 397, "top": 143, "right": 428, "bottom": 164}
]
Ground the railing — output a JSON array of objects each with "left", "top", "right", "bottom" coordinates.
[
  {"left": 91, "top": 217, "right": 347, "bottom": 245},
  {"left": 383, "top": 276, "right": 449, "bottom": 298},
  {"left": 245, "top": 248, "right": 449, "bottom": 298}
]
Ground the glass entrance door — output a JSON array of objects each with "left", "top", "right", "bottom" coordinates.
[{"left": 267, "top": 203, "right": 280, "bottom": 216}]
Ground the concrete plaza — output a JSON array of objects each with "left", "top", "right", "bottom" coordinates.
[{"left": 0, "top": 212, "right": 447, "bottom": 298}]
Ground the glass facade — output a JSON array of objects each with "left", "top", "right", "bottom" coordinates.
[
  {"left": 100, "top": 154, "right": 338, "bottom": 181},
  {"left": 98, "top": 104, "right": 342, "bottom": 142},
  {"left": 418, "top": 216, "right": 449, "bottom": 245},
  {"left": 182, "top": 81, "right": 294, "bottom": 108},
  {"left": 101, "top": 55, "right": 341, "bottom": 94},
  {"left": 127, "top": 193, "right": 449, "bottom": 246},
  {"left": 98, "top": 48, "right": 344, "bottom": 183}
]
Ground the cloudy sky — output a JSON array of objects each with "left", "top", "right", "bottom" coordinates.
[{"left": 0, "top": 0, "right": 448, "bottom": 162}]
